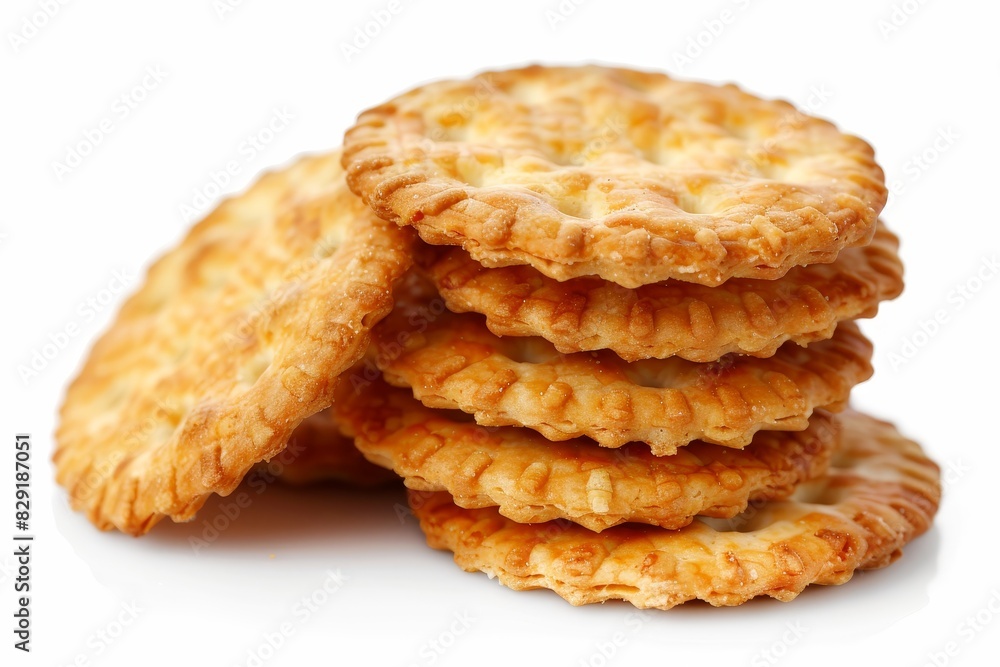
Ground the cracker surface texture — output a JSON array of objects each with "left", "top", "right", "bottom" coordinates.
[
  {"left": 374, "top": 280, "right": 873, "bottom": 454},
  {"left": 54, "top": 150, "right": 414, "bottom": 535},
  {"left": 343, "top": 65, "right": 886, "bottom": 287},
  {"left": 422, "top": 221, "right": 901, "bottom": 362},
  {"left": 336, "top": 372, "right": 837, "bottom": 531},
  {"left": 411, "top": 410, "right": 941, "bottom": 609}
]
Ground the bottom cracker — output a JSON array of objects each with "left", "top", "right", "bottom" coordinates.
[{"left": 409, "top": 409, "right": 940, "bottom": 609}]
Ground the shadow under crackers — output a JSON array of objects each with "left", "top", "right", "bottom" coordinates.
[{"left": 52, "top": 480, "right": 424, "bottom": 578}]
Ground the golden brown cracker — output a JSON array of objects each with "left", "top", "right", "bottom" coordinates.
[
  {"left": 410, "top": 410, "right": 940, "bottom": 609},
  {"left": 372, "top": 280, "right": 873, "bottom": 455},
  {"left": 334, "top": 372, "right": 837, "bottom": 531},
  {"left": 270, "top": 407, "right": 398, "bottom": 487},
  {"left": 344, "top": 65, "right": 886, "bottom": 288},
  {"left": 422, "top": 221, "right": 902, "bottom": 362},
  {"left": 54, "top": 150, "right": 415, "bottom": 534}
]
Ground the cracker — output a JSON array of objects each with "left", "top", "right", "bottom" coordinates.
[
  {"left": 334, "top": 372, "right": 837, "bottom": 531},
  {"left": 343, "top": 65, "right": 886, "bottom": 288},
  {"left": 270, "top": 407, "right": 398, "bottom": 487},
  {"left": 410, "top": 410, "right": 940, "bottom": 609},
  {"left": 372, "top": 281, "right": 873, "bottom": 454},
  {"left": 422, "top": 221, "right": 902, "bottom": 362},
  {"left": 53, "top": 150, "right": 415, "bottom": 535}
]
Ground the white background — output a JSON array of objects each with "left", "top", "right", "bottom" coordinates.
[{"left": 2, "top": 0, "right": 998, "bottom": 665}]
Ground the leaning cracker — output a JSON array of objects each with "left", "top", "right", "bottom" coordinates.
[
  {"left": 423, "top": 221, "right": 902, "bottom": 362},
  {"left": 333, "top": 372, "right": 837, "bottom": 531},
  {"left": 410, "top": 410, "right": 940, "bottom": 609},
  {"left": 343, "top": 65, "right": 886, "bottom": 288},
  {"left": 269, "top": 407, "right": 398, "bottom": 488},
  {"left": 54, "top": 150, "right": 415, "bottom": 535},
  {"left": 372, "top": 283, "right": 872, "bottom": 454}
]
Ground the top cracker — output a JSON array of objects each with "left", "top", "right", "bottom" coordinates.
[
  {"left": 343, "top": 65, "right": 885, "bottom": 288},
  {"left": 54, "top": 150, "right": 414, "bottom": 535}
]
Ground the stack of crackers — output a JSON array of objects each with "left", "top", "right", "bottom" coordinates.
[{"left": 55, "top": 65, "right": 941, "bottom": 610}]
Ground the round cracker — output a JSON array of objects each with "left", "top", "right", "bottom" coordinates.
[
  {"left": 409, "top": 410, "right": 941, "bottom": 609},
  {"left": 422, "top": 220, "right": 902, "bottom": 362},
  {"left": 371, "top": 279, "right": 873, "bottom": 455},
  {"left": 343, "top": 65, "right": 886, "bottom": 288},
  {"left": 333, "top": 371, "right": 837, "bottom": 531},
  {"left": 54, "top": 150, "right": 415, "bottom": 535}
]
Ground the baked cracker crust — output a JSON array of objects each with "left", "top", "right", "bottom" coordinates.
[
  {"left": 410, "top": 410, "right": 940, "bottom": 609},
  {"left": 54, "top": 150, "right": 415, "bottom": 534},
  {"left": 343, "top": 65, "right": 886, "bottom": 288},
  {"left": 422, "top": 220, "right": 902, "bottom": 362},
  {"left": 334, "top": 371, "right": 837, "bottom": 531},
  {"left": 372, "top": 279, "right": 873, "bottom": 455},
  {"left": 270, "top": 406, "right": 398, "bottom": 488}
]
